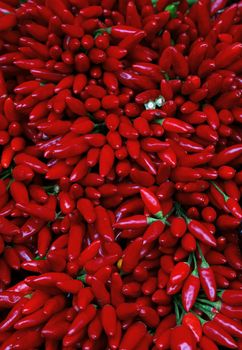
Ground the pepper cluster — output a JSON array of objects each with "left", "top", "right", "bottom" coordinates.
[{"left": 0, "top": 0, "right": 242, "bottom": 349}]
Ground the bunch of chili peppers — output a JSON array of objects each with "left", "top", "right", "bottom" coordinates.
[{"left": 0, "top": 0, "right": 242, "bottom": 349}]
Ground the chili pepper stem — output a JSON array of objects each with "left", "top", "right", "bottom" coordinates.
[{"left": 210, "top": 181, "right": 229, "bottom": 201}]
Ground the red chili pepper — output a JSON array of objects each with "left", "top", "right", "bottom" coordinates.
[
  {"left": 84, "top": 254, "right": 118, "bottom": 275},
  {"left": 182, "top": 312, "right": 202, "bottom": 342},
  {"left": 67, "top": 304, "right": 96, "bottom": 336},
  {"left": 181, "top": 254, "right": 200, "bottom": 312},
  {"left": 169, "top": 260, "right": 191, "bottom": 286},
  {"left": 110, "top": 272, "right": 124, "bottom": 307},
  {"left": 0, "top": 216, "right": 20, "bottom": 236},
  {"left": 90, "top": 277, "right": 110, "bottom": 306},
  {"left": 116, "top": 302, "right": 139, "bottom": 320},
  {"left": 113, "top": 215, "right": 157, "bottom": 229},
  {"left": 101, "top": 304, "right": 116, "bottom": 337},
  {"left": 142, "top": 220, "right": 165, "bottom": 244},
  {"left": 41, "top": 309, "right": 70, "bottom": 340},
  {"left": 67, "top": 224, "right": 84, "bottom": 262},
  {"left": 121, "top": 237, "right": 143, "bottom": 273},
  {"left": 172, "top": 48, "right": 189, "bottom": 78},
  {"left": 88, "top": 311, "right": 102, "bottom": 340},
  {"left": 78, "top": 240, "right": 101, "bottom": 267},
  {"left": 224, "top": 243, "right": 242, "bottom": 271},
  {"left": 202, "top": 319, "right": 238, "bottom": 349},
  {"left": 197, "top": 244, "right": 217, "bottom": 301},
  {"left": 155, "top": 328, "right": 171, "bottom": 349},
  {"left": 108, "top": 320, "right": 122, "bottom": 349},
  {"left": 16, "top": 196, "right": 56, "bottom": 222},
  {"left": 0, "top": 291, "right": 23, "bottom": 309},
  {"left": 140, "top": 188, "right": 163, "bottom": 217},
  {"left": 218, "top": 289, "right": 242, "bottom": 306},
  {"left": 211, "top": 181, "right": 242, "bottom": 219},
  {"left": 119, "top": 321, "right": 147, "bottom": 350},
  {"left": 1, "top": 327, "right": 42, "bottom": 349},
  {"left": 170, "top": 325, "right": 196, "bottom": 350},
  {"left": 22, "top": 291, "right": 48, "bottom": 316},
  {"left": 77, "top": 287, "right": 94, "bottom": 311},
  {"left": 95, "top": 205, "right": 114, "bottom": 242},
  {"left": 186, "top": 218, "right": 217, "bottom": 247},
  {"left": 139, "top": 306, "right": 159, "bottom": 327},
  {"left": 200, "top": 335, "right": 220, "bottom": 350}
]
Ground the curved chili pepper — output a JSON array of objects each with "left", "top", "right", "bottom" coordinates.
[
  {"left": 41, "top": 309, "right": 70, "bottom": 340},
  {"left": 67, "top": 304, "right": 96, "bottom": 336},
  {"left": 22, "top": 290, "right": 49, "bottom": 315}
]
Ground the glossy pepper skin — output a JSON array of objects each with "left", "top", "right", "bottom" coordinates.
[
  {"left": 187, "top": 219, "right": 217, "bottom": 247},
  {"left": 182, "top": 263, "right": 200, "bottom": 312},
  {"left": 182, "top": 312, "right": 202, "bottom": 342},
  {"left": 198, "top": 244, "right": 217, "bottom": 301},
  {"left": 140, "top": 188, "right": 163, "bottom": 217},
  {"left": 170, "top": 325, "right": 196, "bottom": 350},
  {"left": 0, "top": 0, "right": 242, "bottom": 349},
  {"left": 203, "top": 320, "right": 238, "bottom": 349}
]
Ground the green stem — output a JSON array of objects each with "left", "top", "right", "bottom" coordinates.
[
  {"left": 174, "top": 301, "right": 180, "bottom": 324},
  {"left": 6, "top": 178, "right": 14, "bottom": 190},
  {"left": 194, "top": 302, "right": 214, "bottom": 320},
  {"left": 55, "top": 211, "right": 64, "bottom": 220},
  {"left": 210, "top": 181, "right": 229, "bottom": 201},
  {"left": 93, "top": 27, "right": 111, "bottom": 38},
  {"left": 151, "top": 0, "right": 159, "bottom": 6},
  {"left": 174, "top": 202, "right": 190, "bottom": 224},
  {"left": 147, "top": 217, "right": 160, "bottom": 224},
  {"left": 34, "top": 255, "right": 46, "bottom": 260},
  {"left": 173, "top": 296, "right": 186, "bottom": 325},
  {"left": 196, "top": 298, "right": 221, "bottom": 311},
  {"left": 76, "top": 274, "right": 86, "bottom": 283},
  {"left": 165, "top": 1, "right": 180, "bottom": 18},
  {"left": 0, "top": 168, "right": 12, "bottom": 180},
  {"left": 197, "top": 242, "right": 209, "bottom": 268},
  {"left": 24, "top": 293, "right": 33, "bottom": 299},
  {"left": 155, "top": 207, "right": 174, "bottom": 225},
  {"left": 187, "top": 0, "right": 198, "bottom": 5},
  {"left": 192, "top": 251, "right": 197, "bottom": 270},
  {"left": 187, "top": 253, "right": 193, "bottom": 266},
  {"left": 43, "top": 184, "right": 60, "bottom": 195},
  {"left": 154, "top": 118, "right": 164, "bottom": 126},
  {"left": 196, "top": 297, "right": 214, "bottom": 306}
]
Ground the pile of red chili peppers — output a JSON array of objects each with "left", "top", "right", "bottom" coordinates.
[{"left": 0, "top": 0, "right": 242, "bottom": 349}]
